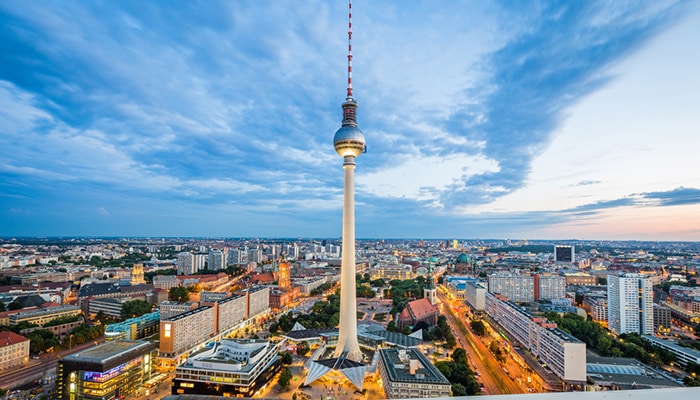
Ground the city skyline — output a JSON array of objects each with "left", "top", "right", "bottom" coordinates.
[{"left": 1, "top": 1, "right": 700, "bottom": 240}]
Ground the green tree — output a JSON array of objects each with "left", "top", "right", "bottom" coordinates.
[
  {"left": 278, "top": 367, "right": 292, "bottom": 389},
  {"left": 470, "top": 320, "right": 486, "bottom": 336},
  {"left": 120, "top": 300, "right": 152, "bottom": 320},
  {"left": 451, "top": 383, "right": 467, "bottom": 396},
  {"left": 452, "top": 348, "right": 468, "bottom": 365},
  {"left": 281, "top": 351, "right": 293, "bottom": 365},
  {"left": 296, "top": 341, "right": 310, "bottom": 356},
  {"left": 8, "top": 301, "right": 23, "bottom": 311},
  {"left": 0, "top": 300, "right": 5, "bottom": 312},
  {"left": 356, "top": 284, "right": 375, "bottom": 298},
  {"left": 168, "top": 286, "right": 190, "bottom": 302}
]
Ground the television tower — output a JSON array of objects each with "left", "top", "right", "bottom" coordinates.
[{"left": 333, "top": 0, "right": 365, "bottom": 363}]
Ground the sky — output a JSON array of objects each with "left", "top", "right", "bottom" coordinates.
[{"left": 1, "top": 1, "right": 699, "bottom": 241}]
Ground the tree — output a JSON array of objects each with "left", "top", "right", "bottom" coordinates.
[
  {"left": 0, "top": 300, "right": 5, "bottom": 312},
  {"left": 8, "top": 301, "right": 23, "bottom": 311},
  {"left": 470, "top": 320, "right": 486, "bottom": 337},
  {"left": 120, "top": 300, "right": 152, "bottom": 320},
  {"left": 278, "top": 367, "right": 292, "bottom": 389},
  {"left": 451, "top": 383, "right": 467, "bottom": 396},
  {"left": 296, "top": 341, "right": 310, "bottom": 356},
  {"left": 356, "top": 284, "right": 375, "bottom": 298},
  {"left": 281, "top": 351, "right": 293, "bottom": 365},
  {"left": 452, "top": 348, "right": 468, "bottom": 365},
  {"left": 168, "top": 286, "right": 190, "bottom": 302}
]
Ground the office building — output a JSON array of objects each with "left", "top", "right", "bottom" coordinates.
[
  {"left": 464, "top": 280, "right": 486, "bottom": 311},
  {"left": 105, "top": 311, "right": 160, "bottom": 341},
  {"left": 8, "top": 304, "right": 82, "bottom": 326},
  {"left": 173, "top": 339, "right": 279, "bottom": 397},
  {"left": 653, "top": 304, "right": 672, "bottom": 334},
  {"left": 0, "top": 331, "right": 30, "bottom": 371},
  {"left": 555, "top": 245, "right": 575, "bottom": 263},
  {"left": 159, "top": 301, "right": 199, "bottom": 320},
  {"left": 607, "top": 273, "right": 653, "bottom": 335},
  {"left": 56, "top": 339, "right": 157, "bottom": 399},
  {"left": 377, "top": 348, "right": 451, "bottom": 399}
]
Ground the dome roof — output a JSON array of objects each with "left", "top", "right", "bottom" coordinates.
[{"left": 456, "top": 253, "right": 470, "bottom": 263}]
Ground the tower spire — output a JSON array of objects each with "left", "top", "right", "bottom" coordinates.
[{"left": 347, "top": 0, "right": 353, "bottom": 99}]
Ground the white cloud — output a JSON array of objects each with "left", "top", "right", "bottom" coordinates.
[{"left": 358, "top": 153, "right": 499, "bottom": 203}]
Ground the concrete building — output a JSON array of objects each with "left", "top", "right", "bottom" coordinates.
[
  {"left": 583, "top": 298, "right": 608, "bottom": 323},
  {"left": 535, "top": 274, "right": 566, "bottom": 301},
  {"left": 371, "top": 263, "right": 413, "bottom": 281},
  {"left": 243, "top": 285, "right": 270, "bottom": 318},
  {"left": 216, "top": 294, "right": 247, "bottom": 334},
  {"left": 653, "top": 304, "right": 672, "bottom": 334},
  {"left": 105, "top": 311, "right": 160, "bottom": 341},
  {"left": 0, "top": 331, "right": 30, "bottom": 371},
  {"left": 486, "top": 292, "right": 586, "bottom": 382},
  {"left": 464, "top": 280, "right": 486, "bottom": 311},
  {"left": 487, "top": 273, "right": 535, "bottom": 303},
  {"left": 377, "top": 348, "right": 451, "bottom": 399},
  {"left": 153, "top": 275, "right": 179, "bottom": 291},
  {"left": 642, "top": 335, "right": 700, "bottom": 367},
  {"left": 56, "top": 339, "right": 157, "bottom": 400},
  {"left": 207, "top": 250, "right": 225, "bottom": 271},
  {"left": 177, "top": 252, "right": 194, "bottom": 275},
  {"left": 8, "top": 304, "right": 81, "bottom": 326},
  {"left": 159, "top": 301, "right": 199, "bottom": 320},
  {"left": 554, "top": 245, "right": 575, "bottom": 263},
  {"left": 607, "top": 273, "right": 653, "bottom": 335},
  {"left": 159, "top": 306, "right": 216, "bottom": 360},
  {"left": 172, "top": 339, "right": 279, "bottom": 397}
]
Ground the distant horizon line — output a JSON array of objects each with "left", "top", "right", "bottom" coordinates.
[{"left": 1, "top": 236, "right": 699, "bottom": 244}]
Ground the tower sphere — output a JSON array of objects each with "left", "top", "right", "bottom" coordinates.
[{"left": 334, "top": 125, "right": 366, "bottom": 158}]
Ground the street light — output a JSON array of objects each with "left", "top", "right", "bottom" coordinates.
[{"left": 69, "top": 334, "right": 74, "bottom": 351}]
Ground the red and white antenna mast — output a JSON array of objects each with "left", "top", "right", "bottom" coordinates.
[{"left": 347, "top": 0, "right": 354, "bottom": 99}]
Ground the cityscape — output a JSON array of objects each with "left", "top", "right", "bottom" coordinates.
[{"left": 2, "top": 1, "right": 700, "bottom": 400}]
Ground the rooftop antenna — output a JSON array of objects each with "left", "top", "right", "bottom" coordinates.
[{"left": 347, "top": 0, "right": 354, "bottom": 100}]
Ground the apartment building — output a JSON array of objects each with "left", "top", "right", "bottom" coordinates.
[
  {"left": 607, "top": 273, "right": 653, "bottom": 335},
  {"left": 485, "top": 292, "right": 586, "bottom": 382},
  {"left": 0, "top": 331, "right": 30, "bottom": 371}
]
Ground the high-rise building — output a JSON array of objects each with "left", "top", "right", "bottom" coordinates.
[
  {"left": 227, "top": 248, "right": 244, "bottom": 266},
  {"left": 555, "top": 245, "right": 575, "bottom": 263},
  {"left": 177, "top": 252, "right": 194, "bottom": 275},
  {"left": 534, "top": 273, "right": 566, "bottom": 300},
  {"left": 607, "top": 273, "right": 653, "bottom": 335},
  {"left": 305, "top": 1, "right": 367, "bottom": 390},
  {"left": 207, "top": 250, "right": 225, "bottom": 271},
  {"left": 487, "top": 273, "right": 535, "bottom": 302}
]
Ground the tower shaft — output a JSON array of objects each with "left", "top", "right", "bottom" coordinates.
[{"left": 334, "top": 155, "right": 362, "bottom": 361}]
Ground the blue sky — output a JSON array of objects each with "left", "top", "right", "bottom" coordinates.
[{"left": 1, "top": 1, "right": 699, "bottom": 240}]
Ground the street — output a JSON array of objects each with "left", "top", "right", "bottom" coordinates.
[{"left": 437, "top": 290, "right": 525, "bottom": 395}]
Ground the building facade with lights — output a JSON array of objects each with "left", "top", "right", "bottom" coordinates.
[
  {"left": 485, "top": 292, "right": 586, "bottom": 382},
  {"left": 56, "top": 339, "right": 157, "bottom": 400},
  {"left": 607, "top": 273, "right": 653, "bottom": 335},
  {"left": 0, "top": 331, "right": 30, "bottom": 371},
  {"left": 172, "top": 339, "right": 280, "bottom": 397}
]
